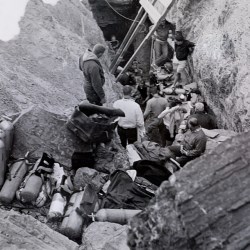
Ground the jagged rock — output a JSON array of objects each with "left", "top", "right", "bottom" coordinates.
[
  {"left": 203, "top": 128, "right": 237, "bottom": 153},
  {"left": 0, "top": 0, "right": 121, "bottom": 117},
  {"left": 0, "top": 209, "right": 78, "bottom": 250},
  {"left": 94, "top": 138, "right": 130, "bottom": 174},
  {"left": 73, "top": 167, "right": 107, "bottom": 191},
  {"left": 167, "top": 0, "right": 250, "bottom": 132},
  {"left": 12, "top": 106, "right": 91, "bottom": 168},
  {"left": 128, "top": 131, "right": 250, "bottom": 249},
  {"left": 80, "top": 222, "right": 129, "bottom": 250}
]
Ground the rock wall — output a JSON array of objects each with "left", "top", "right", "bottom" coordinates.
[
  {"left": 0, "top": 209, "right": 78, "bottom": 250},
  {"left": 128, "top": 131, "right": 250, "bottom": 249},
  {"left": 0, "top": 0, "right": 121, "bottom": 117},
  {"left": 166, "top": 0, "right": 250, "bottom": 132}
]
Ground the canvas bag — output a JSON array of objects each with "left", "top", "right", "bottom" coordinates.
[{"left": 67, "top": 106, "right": 118, "bottom": 143}]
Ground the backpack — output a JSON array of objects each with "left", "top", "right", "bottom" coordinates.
[{"left": 67, "top": 106, "right": 118, "bottom": 144}]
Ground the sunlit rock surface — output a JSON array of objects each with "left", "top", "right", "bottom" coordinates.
[
  {"left": 0, "top": 209, "right": 78, "bottom": 250},
  {"left": 128, "top": 131, "right": 250, "bottom": 250},
  {"left": 167, "top": 0, "right": 250, "bottom": 131}
]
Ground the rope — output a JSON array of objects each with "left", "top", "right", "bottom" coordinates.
[{"left": 104, "top": 0, "right": 140, "bottom": 23}]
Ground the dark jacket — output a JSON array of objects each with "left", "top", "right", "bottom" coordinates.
[
  {"left": 189, "top": 112, "right": 217, "bottom": 130},
  {"left": 175, "top": 40, "right": 195, "bottom": 61},
  {"left": 79, "top": 50, "right": 105, "bottom": 104},
  {"left": 181, "top": 128, "right": 207, "bottom": 157}
]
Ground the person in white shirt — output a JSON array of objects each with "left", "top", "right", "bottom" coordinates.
[{"left": 113, "top": 85, "right": 145, "bottom": 148}]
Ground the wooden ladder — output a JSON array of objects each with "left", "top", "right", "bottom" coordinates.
[{"left": 109, "top": 0, "right": 175, "bottom": 81}]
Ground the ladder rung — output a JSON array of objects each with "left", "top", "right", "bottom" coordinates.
[{"left": 140, "top": 0, "right": 161, "bottom": 23}]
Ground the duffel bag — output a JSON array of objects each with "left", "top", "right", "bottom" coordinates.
[{"left": 66, "top": 106, "right": 118, "bottom": 143}]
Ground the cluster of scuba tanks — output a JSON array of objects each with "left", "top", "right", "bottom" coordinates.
[{"left": 0, "top": 117, "right": 141, "bottom": 240}]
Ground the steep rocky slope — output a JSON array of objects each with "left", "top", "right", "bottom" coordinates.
[
  {"left": 0, "top": 0, "right": 121, "bottom": 117},
  {"left": 166, "top": 0, "right": 250, "bottom": 132}
]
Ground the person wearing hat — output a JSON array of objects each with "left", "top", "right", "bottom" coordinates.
[
  {"left": 188, "top": 102, "right": 217, "bottom": 130},
  {"left": 173, "top": 31, "right": 195, "bottom": 88},
  {"left": 79, "top": 44, "right": 106, "bottom": 106}
]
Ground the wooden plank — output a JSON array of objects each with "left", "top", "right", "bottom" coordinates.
[{"left": 140, "top": 0, "right": 161, "bottom": 23}]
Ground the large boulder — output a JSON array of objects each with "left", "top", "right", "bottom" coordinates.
[
  {"left": 0, "top": 209, "right": 78, "bottom": 250},
  {"left": 11, "top": 106, "right": 90, "bottom": 168},
  {"left": 80, "top": 222, "right": 129, "bottom": 250},
  {"left": 128, "top": 131, "right": 250, "bottom": 249},
  {"left": 167, "top": 0, "right": 250, "bottom": 132}
]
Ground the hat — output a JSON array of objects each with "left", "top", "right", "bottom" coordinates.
[
  {"left": 93, "top": 44, "right": 106, "bottom": 55},
  {"left": 175, "top": 31, "right": 184, "bottom": 41},
  {"left": 195, "top": 102, "right": 204, "bottom": 112}
]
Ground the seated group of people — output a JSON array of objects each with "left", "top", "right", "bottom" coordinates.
[{"left": 113, "top": 84, "right": 217, "bottom": 167}]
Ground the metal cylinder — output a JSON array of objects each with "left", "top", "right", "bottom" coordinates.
[
  {"left": 94, "top": 208, "right": 142, "bottom": 224},
  {"left": 0, "top": 140, "right": 6, "bottom": 188}
]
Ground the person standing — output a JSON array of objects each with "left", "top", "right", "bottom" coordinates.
[
  {"left": 79, "top": 44, "right": 106, "bottom": 106},
  {"left": 152, "top": 19, "right": 175, "bottom": 68},
  {"left": 173, "top": 31, "right": 195, "bottom": 88},
  {"left": 113, "top": 85, "right": 145, "bottom": 148},
  {"left": 144, "top": 86, "right": 168, "bottom": 146}
]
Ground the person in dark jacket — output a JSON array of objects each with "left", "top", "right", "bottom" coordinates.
[
  {"left": 173, "top": 31, "right": 195, "bottom": 88},
  {"left": 79, "top": 44, "right": 106, "bottom": 106},
  {"left": 189, "top": 102, "right": 217, "bottom": 130},
  {"left": 167, "top": 117, "right": 207, "bottom": 166}
]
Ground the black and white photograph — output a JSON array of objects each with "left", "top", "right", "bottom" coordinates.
[{"left": 0, "top": 0, "right": 249, "bottom": 249}]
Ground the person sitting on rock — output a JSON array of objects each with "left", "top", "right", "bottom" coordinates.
[
  {"left": 172, "top": 31, "right": 195, "bottom": 88},
  {"left": 188, "top": 102, "right": 217, "bottom": 130},
  {"left": 166, "top": 117, "right": 207, "bottom": 166}
]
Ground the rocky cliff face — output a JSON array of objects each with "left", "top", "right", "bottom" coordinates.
[
  {"left": 166, "top": 0, "right": 250, "bottom": 132},
  {"left": 128, "top": 131, "right": 250, "bottom": 250},
  {"left": 0, "top": 0, "right": 121, "bottom": 117}
]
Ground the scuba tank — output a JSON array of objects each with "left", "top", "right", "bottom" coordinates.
[
  {"left": 90, "top": 209, "right": 142, "bottom": 225},
  {"left": 0, "top": 139, "right": 6, "bottom": 188},
  {"left": 16, "top": 153, "right": 54, "bottom": 204},
  {"left": 48, "top": 192, "right": 67, "bottom": 220},
  {"left": 19, "top": 174, "right": 43, "bottom": 203},
  {"left": 0, "top": 118, "right": 14, "bottom": 161},
  {"left": 60, "top": 190, "right": 85, "bottom": 240},
  {"left": 16, "top": 158, "right": 43, "bottom": 203},
  {"left": 0, "top": 155, "right": 29, "bottom": 203},
  {"left": 47, "top": 175, "right": 67, "bottom": 221}
]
